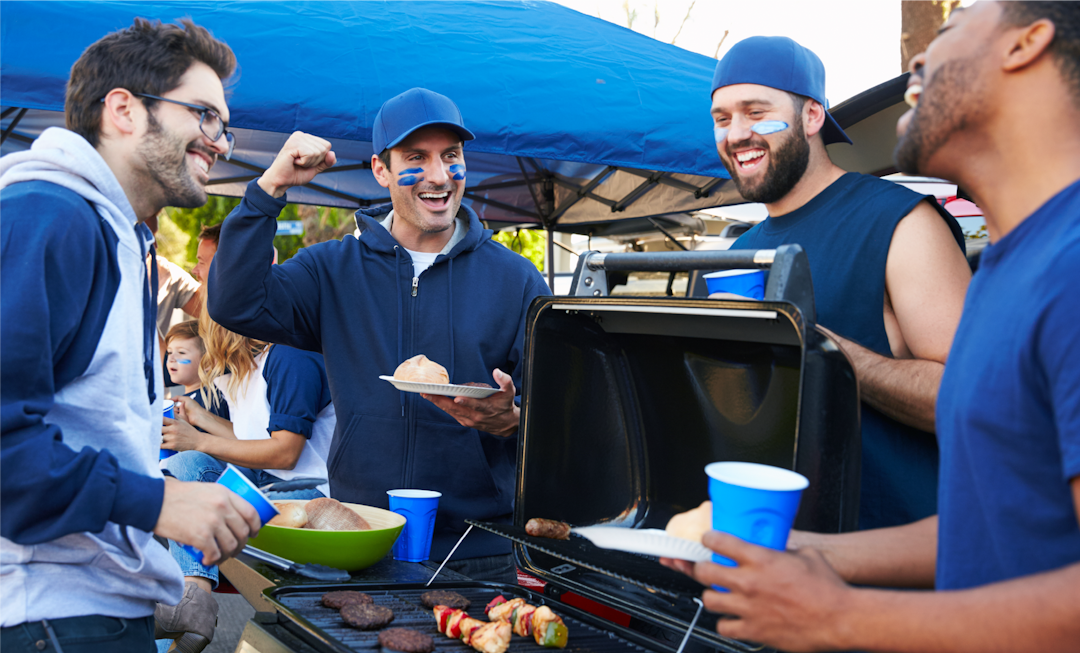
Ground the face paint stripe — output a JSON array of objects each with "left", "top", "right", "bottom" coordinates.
[
  {"left": 397, "top": 175, "right": 422, "bottom": 186},
  {"left": 177, "top": 359, "right": 192, "bottom": 364},
  {"left": 751, "top": 121, "right": 789, "bottom": 136},
  {"left": 449, "top": 164, "right": 466, "bottom": 181},
  {"left": 399, "top": 168, "right": 424, "bottom": 175},
  {"left": 714, "top": 121, "right": 790, "bottom": 143}
]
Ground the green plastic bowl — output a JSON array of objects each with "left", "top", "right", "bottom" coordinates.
[{"left": 248, "top": 500, "right": 405, "bottom": 571}]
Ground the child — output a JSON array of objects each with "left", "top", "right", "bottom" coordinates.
[{"left": 163, "top": 320, "right": 228, "bottom": 422}]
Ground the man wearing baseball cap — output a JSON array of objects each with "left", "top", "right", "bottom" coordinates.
[
  {"left": 206, "top": 88, "right": 549, "bottom": 581},
  {"left": 710, "top": 36, "right": 971, "bottom": 531}
]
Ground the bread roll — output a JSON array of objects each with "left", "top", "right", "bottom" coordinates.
[
  {"left": 268, "top": 501, "right": 309, "bottom": 528},
  {"left": 305, "top": 497, "right": 371, "bottom": 531},
  {"left": 665, "top": 500, "right": 711, "bottom": 543},
  {"left": 394, "top": 354, "right": 449, "bottom": 385}
]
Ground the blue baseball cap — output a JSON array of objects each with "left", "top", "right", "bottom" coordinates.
[
  {"left": 372, "top": 88, "right": 475, "bottom": 154},
  {"left": 712, "top": 36, "right": 851, "bottom": 146}
]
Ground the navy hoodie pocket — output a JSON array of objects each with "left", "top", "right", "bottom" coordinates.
[
  {"left": 410, "top": 418, "right": 505, "bottom": 526},
  {"left": 327, "top": 414, "right": 407, "bottom": 503}
]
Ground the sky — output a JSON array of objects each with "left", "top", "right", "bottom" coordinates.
[{"left": 551, "top": 0, "right": 923, "bottom": 106}]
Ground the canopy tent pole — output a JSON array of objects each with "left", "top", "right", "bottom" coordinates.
[{"left": 546, "top": 225, "right": 555, "bottom": 290}]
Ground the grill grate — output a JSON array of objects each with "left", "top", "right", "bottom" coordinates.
[{"left": 271, "top": 585, "right": 650, "bottom": 653}]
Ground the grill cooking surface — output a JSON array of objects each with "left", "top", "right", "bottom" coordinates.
[{"left": 271, "top": 585, "right": 649, "bottom": 653}]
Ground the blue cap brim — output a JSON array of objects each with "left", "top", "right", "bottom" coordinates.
[
  {"left": 383, "top": 121, "right": 476, "bottom": 151},
  {"left": 822, "top": 111, "right": 852, "bottom": 146}
]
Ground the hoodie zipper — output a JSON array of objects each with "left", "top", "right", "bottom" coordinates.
[{"left": 412, "top": 276, "right": 419, "bottom": 297}]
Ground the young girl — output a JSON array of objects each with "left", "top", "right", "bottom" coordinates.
[{"left": 156, "top": 306, "right": 335, "bottom": 653}]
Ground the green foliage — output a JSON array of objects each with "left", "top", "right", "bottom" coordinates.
[
  {"left": 155, "top": 213, "right": 195, "bottom": 269},
  {"left": 493, "top": 228, "right": 545, "bottom": 272},
  {"left": 163, "top": 195, "right": 240, "bottom": 265},
  {"left": 163, "top": 197, "right": 357, "bottom": 266}
]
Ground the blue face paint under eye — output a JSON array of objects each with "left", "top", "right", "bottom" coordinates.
[
  {"left": 397, "top": 167, "right": 425, "bottom": 186},
  {"left": 751, "top": 120, "right": 789, "bottom": 136},
  {"left": 449, "top": 164, "right": 465, "bottom": 181},
  {"left": 715, "top": 120, "right": 790, "bottom": 144},
  {"left": 177, "top": 359, "right": 192, "bottom": 365}
]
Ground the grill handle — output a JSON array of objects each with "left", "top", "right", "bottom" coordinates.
[{"left": 568, "top": 244, "right": 816, "bottom": 323}]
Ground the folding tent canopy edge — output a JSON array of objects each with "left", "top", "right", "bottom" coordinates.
[{"left": 2, "top": 1, "right": 912, "bottom": 284}]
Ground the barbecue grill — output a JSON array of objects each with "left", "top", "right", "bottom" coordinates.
[{"left": 233, "top": 246, "right": 861, "bottom": 653}]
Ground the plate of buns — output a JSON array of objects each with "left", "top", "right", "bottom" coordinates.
[{"left": 381, "top": 354, "right": 500, "bottom": 399}]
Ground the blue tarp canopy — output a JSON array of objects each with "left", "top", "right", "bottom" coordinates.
[{"left": 1, "top": 0, "right": 743, "bottom": 234}]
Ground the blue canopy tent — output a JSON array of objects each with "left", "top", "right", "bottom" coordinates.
[{"left": 1, "top": 0, "right": 743, "bottom": 273}]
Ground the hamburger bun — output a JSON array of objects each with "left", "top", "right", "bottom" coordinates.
[
  {"left": 393, "top": 354, "right": 449, "bottom": 385},
  {"left": 665, "top": 500, "right": 712, "bottom": 543},
  {"left": 305, "top": 497, "right": 372, "bottom": 531}
]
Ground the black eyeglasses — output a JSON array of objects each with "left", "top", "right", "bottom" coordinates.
[{"left": 132, "top": 93, "right": 234, "bottom": 160}]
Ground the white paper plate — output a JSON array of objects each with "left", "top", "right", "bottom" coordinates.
[
  {"left": 379, "top": 376, "right": 500, "bottom": 398},
  {"left": 572, "top": 526, "right": 712, "bottom": 562}
]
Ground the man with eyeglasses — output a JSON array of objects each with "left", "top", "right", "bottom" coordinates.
[{"left": 1, "top": 18, "right": 258, "bottom": 653}]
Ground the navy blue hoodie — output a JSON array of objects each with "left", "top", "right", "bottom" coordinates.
[{"left": 208, "top": 181, "right": 549, "bottom": 559}]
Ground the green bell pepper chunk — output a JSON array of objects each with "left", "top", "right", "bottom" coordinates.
[{"left": 538, "top": 621, "right": 568, "bottom": 648}]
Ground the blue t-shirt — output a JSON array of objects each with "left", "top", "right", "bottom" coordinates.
[
  {"left": 262, "top": 345, "right": 332, "bottom": 438},
  {"left": 185, "top": 386, "right": 230, "bottom": 423},
  {"left": 936, "top": 178, "right": 1080, "bottom": 590},
  {"left": 735, "top": 173, "right": 964, "bottom": 530}
]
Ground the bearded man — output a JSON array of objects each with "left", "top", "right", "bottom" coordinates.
[
  {"left": 664, "top": 4, "right": 1080, "bottom": 650},
  {"left": 1, "top": 18, "right": 260, "bottom": 653},
  {"left": 711, "top": 36, "right": 972, "bottom": 530}
]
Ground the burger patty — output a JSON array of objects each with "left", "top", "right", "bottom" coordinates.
[
  {"left": 322, "top": 591, "right": 374, "bottom": 609},
  {"left": 379, "top": 628, "right": 435, "bottom": 653},
  {"left": 341, "top": 603, "right": 395, "bottom": 630},
  {"left": 420, "top": 590, "right": 470, "bottom": 610}
]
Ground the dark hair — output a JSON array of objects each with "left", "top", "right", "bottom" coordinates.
[
  {"left": 999, "top": 2, "right": 1080, "bottom": 101},
  {"left": 788, "top": 92, "right": 808, "bottom": 117},
  {"left": 66, "top": 17, "right": 236, "bottom": 147},
  {"left": 377, "top": 147, "right": 392, "bottom": 172},
  {"left": 198, "top": 222, "right": 222, "bottom": 245},
  {"left": 164, "top": 320, "right": 203, "bottom": 350}
]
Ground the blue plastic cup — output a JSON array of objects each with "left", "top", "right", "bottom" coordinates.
[
  {"left": 180, "top": 463, "right": 279, "bottom": 564},
  {"left": 705, "top": 462, "right": 808, "bottom": 568},
  {"left": 387, "top": 489, "right": 441, "bottom": 562},
  {"left": 703, "top": 269, "right": 765, "bottom": 300},
  {"left": 160, "top": 403, "right": 177, "bottom": 460}
]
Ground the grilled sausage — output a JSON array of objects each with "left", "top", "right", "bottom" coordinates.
[{"left": 525, "top": 518, "right": 571, "bottom": 540}]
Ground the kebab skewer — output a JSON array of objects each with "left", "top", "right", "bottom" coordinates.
[
  {"left": 432, "top": 606, "right": 512, "bottom": 653},
  {"left": 484, "top": 595, "right": 569, "bottom": 648}
]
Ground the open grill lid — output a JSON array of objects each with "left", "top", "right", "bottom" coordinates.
[{"left": 481, "top": 246, "right": 860, "bottom": 645}]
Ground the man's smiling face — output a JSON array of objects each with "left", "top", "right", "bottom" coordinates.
[
  {"left": 895, "top": 3, "right": 999, "bottom": 177},
  {"left": 710, "top": 83, "right": 810, "bottom": 204},
  {"left": 382, "top": 126, "right": 466, "bottom": 237},
  {"left": 135, "top": 61, "right": 232, "bottom": 209}
]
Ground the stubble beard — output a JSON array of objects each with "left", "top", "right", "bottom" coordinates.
[
  {"left": 895, "top": 57, "right": 985, "bottom": 176},
  {"left": 723, "top": 121, "right": 811, "bottom": 204},
  {"left": 138, "top": 110, "right": 209, "bottom": 210},
  {"left": 396, "top": 184, "right": 461, "bottom": 234}
]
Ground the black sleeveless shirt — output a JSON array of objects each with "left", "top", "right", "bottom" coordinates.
[{"left": 735, "top": 172, "right": 964, "bottom": 529}]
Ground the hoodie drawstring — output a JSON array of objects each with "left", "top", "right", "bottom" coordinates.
[
  {"left": 138, "top": 222, "right": 158, "bottom": 405},
  {"left": 447, "top": 258, "right": 455, "bottom": 381}
]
